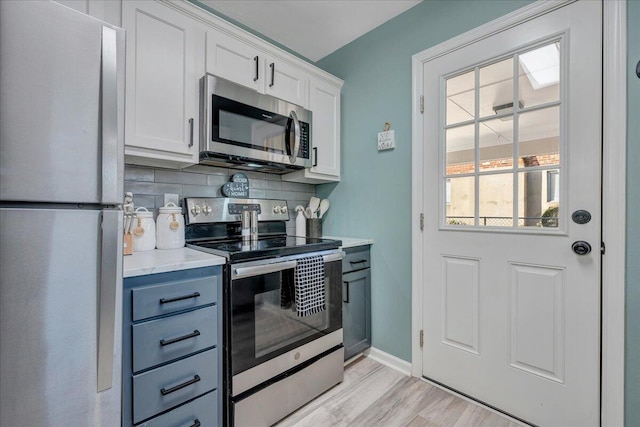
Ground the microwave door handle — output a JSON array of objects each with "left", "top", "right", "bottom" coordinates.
[{"left": 288, "top": 110, "right": 300, "bottom": 164}]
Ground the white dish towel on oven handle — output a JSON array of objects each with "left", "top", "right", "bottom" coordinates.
[{"left": 294, "top": 255, "right": 326, "bottom": 317}]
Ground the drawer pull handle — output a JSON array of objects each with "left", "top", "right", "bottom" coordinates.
[
  {"left": 160, "top": 330, "right": 201, "bottom": 346},
  {"left": 160, "top": 375, "right": 201, "bottom": 396},
  {"left": 159, "top": 292, "right": 201, "bottom": 304},
  {"left": 349, "top": 259, "right": 367, "bottom": 264},
  {"left": 189, "top": 420, "right": 201, "bottom": 427}
]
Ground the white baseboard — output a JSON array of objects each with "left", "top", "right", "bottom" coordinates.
[{"left": 364, "top": 347, "right": 412, "bottom": 376}]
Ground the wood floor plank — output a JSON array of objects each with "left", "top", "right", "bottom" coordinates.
[
  {"left": 275, "top": 357, "right": 519, "bottom": 427},
  {"left": 347, "top": 377, "right": 442, "bottom": 427},
  {"left": 405, "top": 414, "right": 442, "bottom": 427},
  {"left": 417, "top": 386, "right": 469, "bottom": 425}
]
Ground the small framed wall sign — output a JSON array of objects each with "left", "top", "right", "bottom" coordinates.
[
  {"left": 221, "top": 173, "right": 250, "bottom": 198},
  {"left": 378, "top": 122, "right": 395, "bottom": 151}
]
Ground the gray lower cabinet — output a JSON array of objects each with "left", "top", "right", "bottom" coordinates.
[
  {"left": 123, "top": 266, "right": 222, "bottom": 427},
  {"left": 342, "top": 245, "right": 371, "bottom": 360}
]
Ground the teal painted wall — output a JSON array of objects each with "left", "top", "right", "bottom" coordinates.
[
  {"left": 315, "top": 0, "right": 533, "bottom": 361},
  {"left": 626, "top": 1, "right": 639, "bottom": 425}
]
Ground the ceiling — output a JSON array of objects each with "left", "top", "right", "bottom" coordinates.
[{"left": 198, "top": 0, "right": 422, "bottom": 62}]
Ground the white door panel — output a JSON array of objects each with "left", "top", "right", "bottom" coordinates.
[{"left": 421, "top": 2, "right": 601, "bottom": 426}]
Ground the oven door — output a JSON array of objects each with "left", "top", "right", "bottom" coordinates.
[{"left": 229, "top": 251, "right": 342, "bottom": 395}]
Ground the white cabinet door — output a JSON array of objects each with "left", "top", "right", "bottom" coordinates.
[
  {"left": 206, "top": 31, "right": 308, "bottom": 107},
  {"left": 206, "top": 30, "right": 263, "bottom": 92},
  {"left": 283, "top": 77, "right": 341, "bottom": 183},
  {"left": 123, "top": 0, "right": 204, "bottom": 167},
  {"left": 264, "top": 57, "right": 308, "bottom": 107}
]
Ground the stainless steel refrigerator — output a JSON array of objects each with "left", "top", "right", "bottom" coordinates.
[{"left": 0, "top": 1, "right": 125, "bottom": 425}]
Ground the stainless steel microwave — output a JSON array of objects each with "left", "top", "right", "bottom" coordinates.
[{"left": 199, "top": 74, "right": 312, "bottom": 173}]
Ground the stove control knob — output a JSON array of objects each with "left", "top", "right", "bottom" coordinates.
[
  {"left": 202, "top": 205, "right": 212, "bottom": 215},
  {"left": 280, "top": 205, "right": 288, "bottom": 214},
  {"left": 191, "top": 205, "right": 201, "bottom": 216},
  {"left": 273, "top": 205, "right": 282, "bottom": 214}
]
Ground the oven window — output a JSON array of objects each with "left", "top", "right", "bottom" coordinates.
[
  {"left": 254, "top": 273, "right": 328, "bottom": 358},
  {"left": 230, "top": 260, "right": 342, "bottom": 375}
]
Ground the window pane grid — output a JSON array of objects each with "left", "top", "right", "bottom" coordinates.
[{"left": 442, "top": 39, "right": 562, "bottom": 231}]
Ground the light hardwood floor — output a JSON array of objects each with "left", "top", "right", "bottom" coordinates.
[{"left": 275, "top": 356, "right": 523, "bottom": 427}]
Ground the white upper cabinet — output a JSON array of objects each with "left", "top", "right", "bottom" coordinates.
[
  {"left": 119, "top": 0, "right": 341, "bottom": 177},
  {"left": 264, "top": 56, "right": 308, "bottom": 107},
  {"left": 205, "top": 31, "right": 308, "bottom": 107},
  {"left": 122, "top": 1, "right": 204, "bottom": 167},
  {"left": 205, "top": 30, "right": 263, "bottom": 93},
  {"left": 283, "top": 76, "right": 341, "bottom": 183}
]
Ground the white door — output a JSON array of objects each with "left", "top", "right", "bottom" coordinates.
[{"left": 421, "top": 2, "right": 601, "bottom": 426}]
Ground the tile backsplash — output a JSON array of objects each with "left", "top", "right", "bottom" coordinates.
[{"left": 124, "top": 164, "right": 316, "bottom": 236}]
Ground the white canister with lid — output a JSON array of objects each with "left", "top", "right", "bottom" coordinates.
[
  {"left": 156, "top": 202, "right": 185, "bottom": 249},
  {"left": 132, "top": 207, "right": 156, "bottom": 252}
]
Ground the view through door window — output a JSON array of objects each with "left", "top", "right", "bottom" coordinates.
[{"left": 443, "top": 41, "right": 561, "bottom": 228}]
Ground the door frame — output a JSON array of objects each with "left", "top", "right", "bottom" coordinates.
[{"left": 410, "top": 1, "right": 627, "bottom": 426}]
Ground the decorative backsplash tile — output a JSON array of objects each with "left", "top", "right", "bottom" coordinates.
[{"left": 124, "top": 164, "right": 316, "bottom": 236}]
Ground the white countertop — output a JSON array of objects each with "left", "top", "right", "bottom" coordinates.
[
  {"left": 123, "top": 247, "right": 226, "bottom": 278},
  {"left": 323, "top": 236, "right": 374, "bottom": 249}
]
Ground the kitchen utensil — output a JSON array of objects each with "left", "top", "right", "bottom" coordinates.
[
  {"left": 318, "top": 199, "right": 330, "bottom": 219},
  {"left": 305, "top": 207, "right": 313, "bottom": 219},
  {"left": 309, "top": 197, "right": 320, "bottom": 218}
]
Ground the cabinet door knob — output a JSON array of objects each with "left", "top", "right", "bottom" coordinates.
[
  {"left": 313, "top": 147, "right": 318, "bottom": 167},
  {"left": 188, "top": 118, "right": 194, "bottom": 147}
]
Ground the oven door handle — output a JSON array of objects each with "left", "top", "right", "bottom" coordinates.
[{"left": 233, "top": 260, "right": 298, "bottom": 279}]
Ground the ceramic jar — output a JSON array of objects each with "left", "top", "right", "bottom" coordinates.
[
  {"left": 156, "top": 202, "right": 185, "bottom": 249},
  {"left": 132, "top": 207, "right": 155, "bottom": 252}
]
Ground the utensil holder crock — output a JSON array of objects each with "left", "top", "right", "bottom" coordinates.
[{"left": 306, "top": 218, "right": 322, "bottom": 239}]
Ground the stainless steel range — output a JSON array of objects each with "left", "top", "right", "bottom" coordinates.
[{"left": 184, "top": 197, "right": 344, "bottom": 427}]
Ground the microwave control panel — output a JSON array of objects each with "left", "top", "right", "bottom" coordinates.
[{"left": 299, "top": 122, "right": 310, "bottom": 159}]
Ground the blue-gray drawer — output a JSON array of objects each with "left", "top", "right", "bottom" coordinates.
[
  {"left": 342, "top": 246, "right": 371, "bottom": 274},
  {"left": 132, "top": 305, "right": 217, "bottom": 373},
  {"left": 133, "top": 349, "right": 218, "bottom": 424},
  {"left": 132, "top": 276, "right": 217, "bottom": 321},
  {"left": 136, "top": 390, "right": 218, "bottom": 427}
]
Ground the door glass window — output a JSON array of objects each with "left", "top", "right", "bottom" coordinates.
[
  {"left": 446, "top": 70, "right": 475, "bottom": 125},
  {"left": 442, "top": 40, "right": 562, "bottom": 229}
]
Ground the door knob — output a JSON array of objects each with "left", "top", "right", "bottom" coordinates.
[{"left": 572, "top": 241, "right": 592, "bottom": 255}]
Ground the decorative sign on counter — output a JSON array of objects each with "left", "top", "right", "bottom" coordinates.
[{"left": 221, "top": 173, "right": 250, "bottom": 198}]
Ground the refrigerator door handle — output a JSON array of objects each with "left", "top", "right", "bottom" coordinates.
[
  {"left": 97, "top": 210, "right": 122, "bottom": 392},
  {"left": 100, "top": 26, "right": 118, "bottom": 205}
]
